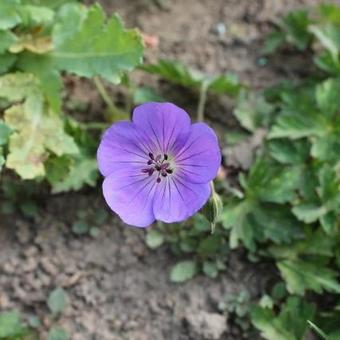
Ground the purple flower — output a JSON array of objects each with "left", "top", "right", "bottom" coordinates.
[{"left": 97, "top": 102, "right": 221, "bottom": 228}]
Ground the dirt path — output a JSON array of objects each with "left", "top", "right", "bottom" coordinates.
[{"left": 0, "top": 193, "right": 266, "bottom": 339}]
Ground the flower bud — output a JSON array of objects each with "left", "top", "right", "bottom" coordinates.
[{"left": 201, "top": 182, "right": 223, "bottom": 233}]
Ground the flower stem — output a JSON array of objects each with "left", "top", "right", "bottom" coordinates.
[
  {"left": 93, "top": 76, "right": 121, "bottom": 120},
  {"left": 197, "top": 81, "right": 209, "bottom": 122}
]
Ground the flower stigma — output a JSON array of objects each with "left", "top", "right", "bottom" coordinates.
[{"left": 141, "top": 152, "right": 174, "bottom": 183}]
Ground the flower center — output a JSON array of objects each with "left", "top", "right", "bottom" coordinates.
[{"left": 141, "top": 152, "right": 174, "bottom": 183}]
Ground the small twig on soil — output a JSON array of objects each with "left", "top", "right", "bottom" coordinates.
[
  {"left": 93, "top": 76, "right": 121, "bottom": 120},
  {"left": 196, "top": 81, "right": 209, "bottom": 122}
]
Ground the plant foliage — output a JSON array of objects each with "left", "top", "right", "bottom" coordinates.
[{"left": 0, "top": 0, "right": 143, "bottom": 190}]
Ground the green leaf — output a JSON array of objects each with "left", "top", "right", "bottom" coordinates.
[
  {"left": 281, "top": 10, "right": 312, "bottom": 50},
  {"left": 170, "top": 260, "right": 197, "bottom": 283},
  {"left": 49, "top": 4, "right": 143, "bottom": 83},
  {"left": 251, "top": 297, "right": 315, "bottom": 340},
  {"left": 18, "top": 55, "right": 62, "bottom": 112},
  {"left": 311, "top": 133, "right": 340, "bottom": 161},
  {"left": 0, "top": 148, "right": 4, "bottom": 172},
  {"left": 146, "top": 230, "right": 164, "bottom": 249},
  {"left": 132, "top": 86, "right": 164, "bottom": 104},
  {"left": 18, "top": 5, "right": 55, "bottom": 28},
  {"left": 47, "top": 288, "right": 69, "bottom": 316},
  {"left": 141, "top": 59, "right": 203, "bottom": 88},
  {"left": 0, "top": 54, "right": 17, "bottom": 74},
  {"left": 45, "top": 155, "right": 71, "bottom": 185},
  {"left": 268, "top": 139, "right": 310, "bottom": 164},
  {"left": 142, "top": 59, "right": 242, "bottom": 96},
  {"left": 310, "top": 24, "right": 340, "bottom": 60},
  {"left": 47, "top": 328, "right": 69, "bottom": 340},
  {"left": 263, "top": 31, "right": 286, "bottom": 54},
  {"left": 49, "top": 155, "right": 97, "bottom": 193},
  {"left": 244, "top": 157, "right": 301, "bottom": 204},
  {"left": 320, "top": 212, "right": 338, "bottom": 235},
  {"left": 21, "top": 0, "right": 77, "bottom": 9},
  {"left": 221, "top": 199, "right": 256, "bottom": 250},
  {"left": 203, "top": 261, "right": 218, "bottom": 278},
  {"left": 251, "top": 204, "right": 303, "bottom": 244},
  {"left": 277, "top": 259, "right": 340, "bottom": 295},
  {"left": 197, "top": 234, "right": 223, "bottom": 257},
  {"left": 192, "top": 213, "right": 211, "bottom": 232},
  {"left": 316, "top": 78, "right": 340, "bottom": 116},
  {"left": 0, "top": 0, "right": 21, "bottom": 30},
  {"left": 72, "top": 221, "right": 89, "bottom": 235},
  {"left": 318, "top": 164, "right": 340, "bottom": 211},
  {"left": 315, "top": 50, "right": 340, "bottom": 75},
  {"left": 0, "top": 311, "right": 27, "bottom": 338},
  {"left": 0, "top": 121, "right": 11, "bottom": 146},
  {"left": 208, "top": 73, "right": 242, "bottom": 96},
  {"left": 234, "top": 90, "right": 273, "bottom": 132},
  {"left": 0, "top": 30, "right": 16, "bottom": 54},
  {"left": 270, "top": 229, "right": 336, "bottom": 259},
  {"left": 292, "top": 204, "right": 327, "bottom": 223},
  {"left": 329, "top": 331, "right": 340, "bottom": 340},
  {"left": 269, "top": 110, "right": 328, "bottom": 139},
  {"left": 319, "top": 4, "right": 340, "bottom": 25}
]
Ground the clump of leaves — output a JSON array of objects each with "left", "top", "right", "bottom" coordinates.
[
  {"left": 0, "top": 311, "right": 31, "bottom": 339},
  {"left": 71, "top": 207, "right": 108, "bottom": 237},
  {"left": 146, "top": 214, "right": 229, "bottom": 282},
  {"left": 145, "top": 4, "right": 340, "bottom": 339},
  {"left": 225, "top": 4, "right": 340, "bottom": 338},
  {"left": 263, "top": 4, "right": 340, "bottom": 75},
  {"left": 251, "top": 297, "right": 316, "bottom": 340},
  {"left": 219, "top": 290, "right": 253, "bottom": 334},
  {"left": 141, "top": 59, "right": 244, "bottom": 120},
  {"left": 0, "top": 178, "right": 40, "bottom": 218},
  {"left": 0, "top": 0, "right": 143, "bottom": 191}
]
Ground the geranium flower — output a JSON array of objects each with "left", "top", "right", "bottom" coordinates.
[{"left": 97, "top": 102, "right": 221, "bottom": 227}]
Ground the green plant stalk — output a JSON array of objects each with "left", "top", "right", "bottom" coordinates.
[
  {"left": 197, "top": 81, "right": 209, "bottom": 122},
  {"left": 307, "top": 321, "right": 329, "bottom": 340},
  {"left": 93, "top": 76, "right": 121, "bottom": 120}
]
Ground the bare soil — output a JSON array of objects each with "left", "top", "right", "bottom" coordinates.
[{"left": 0, "top": 0, "right": 327, "bottom": 339}]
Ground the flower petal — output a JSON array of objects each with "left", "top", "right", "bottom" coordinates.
[
  {"left": 175, "top": 122, "right": 221, "bottom": 184},
  {"left": 103, "top": 169, "right": 157, "bottom": 228},
  {"left": 153, "top": 177, "right": 211, "bottom": 223},
  {"left": 97, "top": 121, "right": 153, "bottom": 177},
  {"left": 132, "top": 102, "right": 191, "bottom": 155}
]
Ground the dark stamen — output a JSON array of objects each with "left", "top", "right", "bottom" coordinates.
[
  {"left": 160, "top": 162, "right": 170, "bottom": 170},
  {"left": 142, "top": 152, "right": 174, "bottom": 183}
]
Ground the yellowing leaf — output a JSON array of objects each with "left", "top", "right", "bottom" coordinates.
[
  {"left": 0, "top": 72, "right": 78, "bottom": 178},
  {"left": 10, "top": 34, "right": 53, "bottom": 54},
  {"left": 0, "top": 72, "right": 38, "bottom": 101}
]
